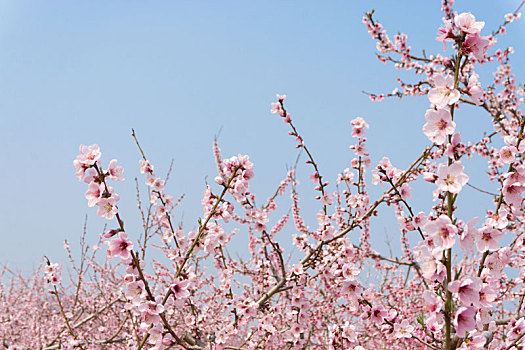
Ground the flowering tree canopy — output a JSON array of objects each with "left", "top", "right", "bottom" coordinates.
[{"left": 3, "top": 1, "right": 525, "bottom": 349}]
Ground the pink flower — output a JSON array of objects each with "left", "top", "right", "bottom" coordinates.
[
  {"left": 321, "top": 193, "right": 334, "bottom": 205},
  {"left": 425, "top": 314, "right": 443, "bottom": 334},
  {"left": 394, "top": 319, "right": 414, "bottom": 338},
  {"left": 370, "top": 306, "right": 386, "bottom": 323},
  {"left": 342, "top": 279, "right": 362, "bottom": 300},
  {"left": 436, "top": 161, "right": 469, "bottom": 194},
  {"left": 466, "top": 74, "right": 483, "bottom": 105},
  {"left": 414, "top": 241, "right": 446, "bottom": 282},
  {"left": 428, "top": 75, "right": 460, "bottom": 108},
  {"left": 85, "top": 182, "right": 104, "bottom": 207},
  {"left": 146, "top": 174, "right": 165, "bottom": 191},
  {"left": 462, "top": 34, "right": 489, "bottom": 61},
  {"left": 445, "top": 132, "right": 464, "bottom": 158},
  {"left": 462, "top": 331, "right": 487, "bottom": 349},
  {"left": 77, "top": 144, "right": 101, "bottom": 166},
  {"left": 423, "top": 290, "right": 442, "bottom": 312},
  {"left": 413, "top": 212, "right": 428, "bottom": 229},
  {"left": 459, "top": 218, "right": 479, "bottom": 253},
  {"left": 341, "top": 263, "right": 359, "bottom": 279},
  {"left": 73, "top": 159, "right": 90, "bottom": 181},
  {"left": 504, "top": 136, "right": 525, "bottom": 152},
  {"left": 486, "top": 208, "right": 508, "bottom": 229},
  {"left": 107, "top": 232, "right": 133, "bottom": 260},
  {"left": 436, "top": 19, "right": 454, "bottom": 49},
  {"left": 477, "top": 227, "right": 503, "bottom": 252},
  {"left": 291, "top": 264, "right": 304, "bottom": 275},
  {"left": 478, "top": 285, "right": 497, "bottom": 308},
  {"left": 500, "top": 146, "right": 517, "bottom": 164},
  {"left": 351, "top": 117, "right": 369, "bottom": 138},
  {"left": 508, "top": 318, "right": 525, "bottom": 341},
  {"left": 97, "top": 197, "right": 118, "bottom": 220},
  {"left": 107, "top": 159, "right": 124, "bottom": 181},
  {"left": 399, "top": 183, "right": 411, "bottom": 200},
  {"left": 454, "top": 306, "right": 476, "bottom": 338},
  {"left": 139, "top": 159, "right": 154, "bottom": 174},
  {"left": 502, "top": 178, "right": 525, "bottom": 207},
  {"left": 448, "top": 277, "right": 481, "bottom": 306},
  {"left": 424, "top": 215, "right": 457, "bottom": 250},
  {"left": 454, "top": 12, "right": 485, "bottom": 34},
  {"left": 351, "top": 117, "right": 369, "bottom": 129},
  {"left": 139, "top": 297, "right": 165, "bottom": 326},
  {"left": 44, "top": 263, "right": 61, "bottom": 285},
  {"left": 125, "top": 280, "right": 145, "bottom": 304},
  {"left": 423, "top": 109, "right": 456, "bottom": 145},
  {"left": 171, "top": 279, "right": 190, "bottom": 300}
]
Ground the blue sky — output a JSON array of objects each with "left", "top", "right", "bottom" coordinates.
[{"left": 1, "top": 1, "right": 524, "bottom": 271}]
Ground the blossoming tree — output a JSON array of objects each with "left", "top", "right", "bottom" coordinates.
[{"left": 2, "top": 1, "right": 525, "bottom": 349}]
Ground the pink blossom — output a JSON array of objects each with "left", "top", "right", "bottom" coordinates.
[
  {"left": 394, "top": 319, "right": 414, "bottom": 339},
  {"left": 76, "top": 144, "right": 101, "bottom": 166},
  {"left": 461, "top": 331, "right": 487, "bottom": 349},
  {"left": 423, "top": 290, "right": 442, "bottom": 313},
  {"left": 139, "top": 159, "right": 154, "bottom": 174},
  {"left": 478, "top": 285, "right": 497, "bottom": 308},
  {"left": 485, "top": 208, "right": 508, "bottom": 229},
  {"left": 270, "top": 102, "right": 283, "bottom": 116},
  {"left": 44, "top": 262, "right": 61, "bottom": 285},
  {"left": 399, "top": 183, "right": 411, "bottom": 200},
  {"left": 454, "top": 12, "right": 485, "bottom": 34},
  {"left": 341, "top": 263, "right": 359, "bottom": 279},
  {"left": 504, "top": 136, "right": 525, "bottom": 152},
  {"left": 291, "top": 264, "right": 304, "bottom": 275},
  {"left": 436, "top": 19, "right": 454, "bottom": 49},
  {"left": 508, "top": 318, "right": 525, "bottom": 341},
  {"left": 107, "top": 159, "right": 124, "bottom": 181},
  {"left": 107, "top": 232, "right": 133, "bottom": 260},
  {"left": 351, "top": 117, "right": 369, "bottom": 138},
  {"left": 370, "top": 306, "right": 387, "bottom": 323},
  {"left": 477, "top": 227, "right": 503, "bottom": 252},
  {"left": 321, "top": 193, "right": 334, "bottom": 205},
  {"left": 413, "top": 212, "right": 428, "bottom": 229},
  {"left": 171, "top": 279, "right": 190, "bottom": 300},
  {"left": 351, "top": 117, "right": 369, "bottom": 130},
  {"left": 500, "top": 146, "right": 517, "bottom": 164},
  {"left": 448, "top": 277, "right": 481, "bottom": 306},
  {"left": 83, "top": 168, "right": 99, "bottom": 184},
  {"left": 73, "top": 159, "right": 90, "bottom": 181},
  {"left": 459, "top": 218, "right": 479, "bottom": 253},
  {"left": 424, "top": 215, "right": 457, "bottom": 250},
  {"left": 85, "top": 182, "right": 104, "bottom": 207},
  {"left": 428, "top": 75, "right": 460, "bottom": 108},
  {"left": 125, "top": 280, "right": 145, "bottom": 304},
  {"left": 139, "top": 297, "right": 165, "bottom": 326},
  {"left": 426, "top": 314, "right": 443, "bottom": 334},
  {"left": 462, "top": 34, "right": 489, "bottom": 61},
  {"left": 445, "top": 132, "right": 464, "bottom": 158},
  {"left": 146, "top": 174, "right": 165, "bottom": 191},
  {"left": 436, "top": 161, "right": 469, "bottom": 194},
  {"left": 466, "top": 74, "right": 483, "bottom": 105},
  {"left": 423, "top": 108, "right": 456, "bottom": 145},
  {"left": 423, "top": 171, "right": 438, "bottom": 183},
  {"left": 341, "top": 279, "right": 361, "bottom": 299},
  {"left": 96, "top": 197, "right": 118, "bottom": 220},
  {"left": 454, "top": 306, "right": 476, "bottom": 338},
  {"left": 502, "top": 178, "right": 525, "bottom": 207}
]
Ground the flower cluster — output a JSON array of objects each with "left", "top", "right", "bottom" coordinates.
[
  {"left": 74, "top": 144, "right": 124, "bottom": 220},
  {"left": 4, "top": 3, "right": 525, "bottom": 350}
]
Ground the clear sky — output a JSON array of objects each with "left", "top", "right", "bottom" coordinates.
[{"left": 1, "top": 0, "right": 524, "bottom": 272}]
